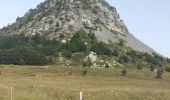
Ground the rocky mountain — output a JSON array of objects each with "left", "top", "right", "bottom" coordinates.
[{"left": 0, "top": 0, "right": 155, "bottom": 53}]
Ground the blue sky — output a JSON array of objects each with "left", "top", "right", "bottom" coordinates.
[
  {"left": 107, "top": 0, "right": 170, "bottom": 58},
  {"left": 0, "top": 0, "right": 170, "bottom": 57}
]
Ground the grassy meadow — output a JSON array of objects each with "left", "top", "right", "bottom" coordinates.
[{"left": 0, "top": 65, "right": 170, "bottom": 100}]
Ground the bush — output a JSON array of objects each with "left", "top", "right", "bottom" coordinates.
[
  {"left": 127, "top": 50, "right": 137, "bottom": 59},
  {"left": 137, "top": 63, "right": 143, "bottom": 70},
  {"left": 81, "top": 0, "right": 91, "bottom": 9},
  {"left": 82, "top": 57, "right": 92, "bottom": 67},
  {"left": 165, "top": 67, "right": 170, "bottom": 72},
  {"left": 150, "top": 65, "right": 155, "bottom": 71},
  {"left": 143, "top": 53, "right": 162, "bottom": 66},
  {"left": 81, "top": 69, "right": 88, "bottom": 76},
  {"left": 90, "top": 42, "right": 112, "bottom": 56},
  {"left": 17, "top": 47, "right": 48, "bottom": 65},
  {"left": 0, "top": 34, "right": 58, "bottom": 65},
  {"left": 112, "top": 50, "right": 119, "bottom": 56},
  {"left": 121, "top": 69, "right": 127, "bottom": 76},
  {"left": 0, "top": 49, "right": 24, "bottom": 65},
  {"left": 118, "top": 55, "right": 130, "bottom": 63},
  {"left": 153, "top": 53, "right": 164, "bottom": 62},
  {"left": 155, "top": 67, "right": 164, "bottom": 79},
  {"left": 119, "top": 40, "right": 124, "bottom": 46},
  {"left": 70, "top": 38, "right": 87, "bottom": 53},
  {"left": 166, "top": 58, "right": 170, "bottom": 63},
  {"left": 88, "top": 31, "right": 96, "bottom": 40},
  {"left": 62, "top": 50, "right": 72, "bottom": 58}
]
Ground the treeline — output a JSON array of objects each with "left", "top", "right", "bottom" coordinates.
[
  {"left": 0, "top": 34, "right": 57, "bottom": 65},
  {"left": 0, "top": 30, "right": 113, "bottom": 65},
  {"left": 0, "top": 29, "right": 169, "bottom": 67}
]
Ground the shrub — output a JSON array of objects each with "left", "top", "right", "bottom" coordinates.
[
  {"left": 55, "top": 21, "right": 59, "bottom": 27},
  {"left": 118, "top": 55, "right": 130, "bottom": 63},
  {"left": 68, "top": 25, "right": 74, "bottom": 31},
  {"left": 150, "top": 65, "right": 155, "bottom": 71},
  {"left": 112, "top": 49, "right": 119, "bottom": 56},
  {"left": 0, "top": 49, "right": 25, "bottom": 65},
  {"left": 119, "top": 40, "right": 124, "bottom": 46},
  {"left": 81, "top": 0, "right": 91, "bottom": 9},
  {"left": 121, "top": 69, "right": 127, "bottom": 76},
  {"left": 69, "top": 30, "right": 87, "bottom": 53},
  {"left": 88, "top": 31, "right": 96, "bottom": 40},
  {"left": 17, "top": 47, "right": 48, "bottom": 65},
  {"left": 49, "top": 19, "right": 53, "bottom": 24},
  {"left": 81, "top": 69, "right": 88, "bottom": 76},
  {"left": 31, "top": 33, "right": 44, "bottom": 44},
  {"left": 145, "top": 53, "right": 161, "bottom": 65},
  {"left": 165, "top": 67, "right": 170, "bottom": 72},
  {"left": 155, "top": 67, "right": 164, "bottom": 79},
  {"left": 137, "top": 63, "right": 143, "bottom": 70},
  {"left": 166, "top": 58, "right": 170, "bottom": 63},
  {"left": 82, "top": 57, "right": 92, "bottom": 67},
  {"left": 62, "top": 50, "right": 72, "bottom": 58},
  {"left": 127, "top": 50, "right": 137, "bottom": 58},
  {"left": 153, "top": 53, "right": 164, "bottom": 62},
  {"left": 90, "top": 42, "right": 112, "bottom": 56},
  {"left": 70, "top": 38, "right": 87, "bottom": 53}
]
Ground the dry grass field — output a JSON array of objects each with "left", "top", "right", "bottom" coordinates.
[{"left": 0, "top": 65, "right": 170, "bottom": 100}]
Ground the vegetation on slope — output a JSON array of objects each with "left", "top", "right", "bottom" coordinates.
[{"left": 0, "top": 29, "right": 169, "bottom": 71}]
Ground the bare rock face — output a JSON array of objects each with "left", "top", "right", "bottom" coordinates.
[{"left": 0, "top": 0, "right": 155, "bottom": 53}]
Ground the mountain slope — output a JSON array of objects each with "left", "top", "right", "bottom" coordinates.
[{"left": 0, "top": 0, "right": 155, "bottom": 53}]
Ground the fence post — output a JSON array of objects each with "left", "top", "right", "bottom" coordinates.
[
  {"left": 80, "top": 91, "right": 83, "bottom": 100},
  {"left": 10, "top": 87, "right": 13, "bottom": 100}
]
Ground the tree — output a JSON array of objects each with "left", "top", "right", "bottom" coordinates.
[
  {"left": 0, "top": 49, "right": 24, "bottom": 65},
  {"left": 68, "top": 29, "right": 88, "bottom": 53},
  {"left": 165, "top": 67, "right": 170, "bottom": 72},
  {"left": 155, "top": 67, "right": 164, "bottom": 79},
  {"left": 121, "top": 69, "right": 127, "bottom": 76},
  {"left": 81, "top": 69, "right": 88, "bottom": 76},
  {"left": 137, "top": 63, "right": 143, "bottom": 70},
  {"left": 166, "top": 58, "right": 170, "bottom": 63},
  {"left": 127, "top": 50, "right": 137, "bottom": 59},
  {"left": 119, "top": 40, "right": 124, "bottom": 46},
  {"left": 31, "top": 33, "right": 44, "bottom": 44},
  {"left": 145, "top": 54, "right": 158, "bottom": 65},
  {"left": 118, "top": 55, "right": 130, "bottom": 63},
  {"left": 0, "top": 36, "right": 17, "bottom": 49},
  {"left": 88, "top": 31, "right": 96, "bottom": 40},
  {"left": 90, "top": 42, "right": 112, "bottom": 56},
  {"left": 62, "top": 50, "right": 72, "bottom": 58},
  {"left": 150, "top": 65, "right": 155, "bottom": 71},
  {"left": 81, "top": 57, "right": 92, "bottom": 76},
  {"left": 112, "top": 49, "right": 119, "bottom": 56},
  {"left": 17, "top": 47, "right": 48, "bottom": 65},
  {"left": 70, "top": 38, "right": 87, "bottom": 53}
]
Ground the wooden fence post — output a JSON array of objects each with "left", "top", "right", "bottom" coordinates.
[
  {"left": 10, "top": 87, "right": 13, "bottom": 100},
  {"left": 80, "top": 91, "right": 83, "bottom": 100}
]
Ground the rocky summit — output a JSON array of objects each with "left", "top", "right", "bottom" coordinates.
[{"left": 0, "top": 0, "right": 155, "bottom": 53}]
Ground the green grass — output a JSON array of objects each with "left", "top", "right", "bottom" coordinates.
[{"left": 0, "top": 65, "right": 170, "bottom": 100}]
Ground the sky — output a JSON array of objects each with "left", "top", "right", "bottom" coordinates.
[
  {"left": 106, "top": 0, "right": 170, "bottom": 58},
  {"left": 0, "top": 0, "right": 170, "bottom": 57}
]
